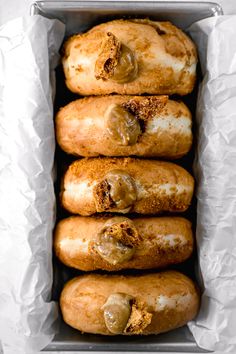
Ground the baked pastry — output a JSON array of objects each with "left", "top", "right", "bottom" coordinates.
[
  {"left": 60, "top": 271, "right": 199, "bottom": 335},
  {"left": 61, "top": 158, "right": 194, "bottom": 215},
  {"left": 62, "top": 19, "right": 197, "bottom": 96},
  {"left": 54, "top": 216, "right": 193, "bottom": 271},
  {"left": 56, "top": 95, "right": 192, "bottom": 158}
]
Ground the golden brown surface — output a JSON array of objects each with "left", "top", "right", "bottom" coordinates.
[
  {"left": 60, "top": 271, "right": 200, "bottom": 335},
  {"left": 54, "top": 216, "right": 193, "bottom": 271},
  {"left": 55, "top": 95, "right": 192, "bottom": 158},
  {"left": 61, "top": 158, "right": 194, "bottom": 215},
  {"left": 62, "top": 19, "right": 197, "bottom": 96}
]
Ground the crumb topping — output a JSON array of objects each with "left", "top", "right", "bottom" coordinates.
[
  {"left": 95, "top": 32, "right": 121, "bottom": 80},
  {"left": 122, "top": 96, "right": 168, "bottom": 126},
  {"left": 125, "top": 299, "right": 152, "bottom": 334}
]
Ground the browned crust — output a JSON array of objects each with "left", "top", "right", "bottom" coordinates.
[
  {"left": 55, "top": 95, "right": 192, "bottom": 159},
  {"left": 60, "top": 271, "right": 200, "bottom": 335},
  {"left": 61, "top": 157, "right": 194, "bottom": 216},
  {"left": 54, "top": 216, "right": 194, "bottom": 271}
]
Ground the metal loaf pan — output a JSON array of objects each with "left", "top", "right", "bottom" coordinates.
[{"left": 31, "top": 1, "right": 222, "bottom": 352}]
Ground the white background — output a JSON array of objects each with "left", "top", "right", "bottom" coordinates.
[{"left": 0, "top": 0, "right": 235, "bottom": 354}]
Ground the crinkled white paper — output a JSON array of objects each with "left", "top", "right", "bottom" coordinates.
[
  {"left": 0, "top": 16, "right": 65, "bottom": 353},
  {"left": 188, "top": 15, "right": 236, "bottom": 353}
]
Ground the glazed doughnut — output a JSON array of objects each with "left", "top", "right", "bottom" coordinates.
[
  {"left": 62, "top": 19, "right": 197, "bottom": 96},
  {"left": 55, "top": 95, "right": 192, "bottom": 158},
  {"left": 54, "top": 216, "right": 193, "bottom": 271},
  {"left": 61, "top": 158, "right": 194, "bottom": 215},
  {"left": 60, "top": 271, "right": 199, "bottom": 335}
]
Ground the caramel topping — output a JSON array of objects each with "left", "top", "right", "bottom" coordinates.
[
  {"left": 95, "top": 235, "right": 135, "bottom": 265},
  {"left": 93, "top": 170, "right": 137, "bottom": 212},
  {"left": 106, "top": 104, "right": 141, "bottom": 146},
  {"left": 111, "top": 44, "right": 138, "bottom": 84},
  {"left": 106, "top": 170, "right": 137, "bottom": 210},
  {"left": 102, "top": 293, "right": 152, "bottom": 335},
  {"left": 102, "top": 217, "right": 141, "bottom": 246},
  {"left": 94, "top": 216, "right": 140, "bottom": 265},
  {"left": 102, "top": 293, "right": 133, "bottom": 334},
  {"left": 95, "top": 32, "right": 138, "bottom": 83}
]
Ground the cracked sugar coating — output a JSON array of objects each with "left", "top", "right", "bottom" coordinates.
[
  {"left": 61, "top": 157, "right": 194, "bottom": 216},
  {"left": 60, "top": 271, "right": 200, "bottom": 335},
  {"left": 62, "top": 19, "right": 197, "bottom": 96}
]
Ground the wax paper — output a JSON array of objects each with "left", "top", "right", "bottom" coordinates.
[
  {"left": 0, "top": 15, "right": 65, "bottom": 353},
  {"left": 188, "top": 15, "right": 236, "bottom": 352}
]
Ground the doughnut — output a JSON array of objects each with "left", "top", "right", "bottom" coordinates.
[
  {"left": 62, "top": 19, "right": 197, "bottom": 96},
  {"left": 61, "top": 158, "right": 194, "bottom": 215},
  {"left": 54, "top": 216, "right": 193, "bottom": 271},
  {"left": 56, "top": 95, "right": 192, "bottom": 158},
  {"left": 60, "top": 271, "right": 199, "bottom": 335}
]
